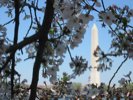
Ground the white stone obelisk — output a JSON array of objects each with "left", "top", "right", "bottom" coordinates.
[{"left": 90, "top": 24, "right": 100, "bottom": 86}]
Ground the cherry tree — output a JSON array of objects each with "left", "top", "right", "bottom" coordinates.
[{"left": 0, "top": 0, "right": 133, "bottom": 100}]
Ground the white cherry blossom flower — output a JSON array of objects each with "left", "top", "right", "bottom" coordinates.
[
  {"left": 93, "top": 0, "right": 101, "bottom": 7},
  {"left": 118, "top": 78, "right": 126, "bottom": 85},
  {"left": 70, "top": 41, "right": 80, "bottom": 49},
  {"left": 61, "top": 6, "right": 74, "bottom": 19},
  {"left": 0, "top": 0, "right": 8, "bottom": 6},
  {"left": 26, "top": 44, "right": 35, "bottom": 58},
  {"left": 78, "top": 14, "right": 94, "bottom": 25},
  {"left": 0, "top": 40, "right": 8, "bottom": 56},
  {"left": 72, "top": 34, "right": 82, "bottom": 43},
  {"left": 83, "top": 86, "right": 99, "bottom": 99},
  {"left": 128, "top": 49, "right": 133, "bottom": 59},
  {"left": 50, "top": 75, "right": 57, "bottom": 83},
  {"left": 56, "top": 42, "right": 67, "bottom": 56},
  {"left": 50, "top": 87, "right": 57, "bottom": 95},
  {"left": 16, "top": 58, "right": 22, "bottom": 63},
  {"left": 47, "top": 66, "right": 59, "bottom": 76},
  {"left": 76, "top": 27, "right": 86, "bottom": 37},
  {"left": 0, "top": 25, "right": 7, "bottom": 33},
  {"left": 57, "top": 58, "right": 64, "bottom": 65},
  {"left": 99, "top": 11, "right": 116, "bottom": 26},
  {"left": 53, "top": 0, "right": 60, "bottom": 12},
  {"left": 66, "top": 16, "right": 80, "bottom": 30},
  {"left": 129, "top": 9, "right": 133, "bottom": 17}
]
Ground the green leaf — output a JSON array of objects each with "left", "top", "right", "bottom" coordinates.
[
  {"left": 49, "top": 28, "right": 54, "bottom": 34},
  {"left": 122, "top": 17, "right": 127, "bottom": 27}
]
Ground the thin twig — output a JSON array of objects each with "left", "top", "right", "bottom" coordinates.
[
  {"left": 25, "top": 6, "right": 33, "bottom": 37},
  {"left": 105, "top": 52, "right": 127, "bottom": 57},
  {"left": 33, "top": 2, "right": 40, "bottom": 27},
  {"left": 25, "top": 2, "right": 42, "bottom": 11},
  {"left": 2, "top": 19, "right": 14, "bottom": 26},
  {"left": 92, "top": 7, "right": 100, "bottom": 13},
  {"left": 67, "top": 46, "right": 77, "bottom": 68},
  {"left": 107, "top": 56, "right": 128, "bottom": 92},
  {"left": 109, "top": 26, "right": 123, "bottom": 42},
  {"left": 24, "top": 56, "right": 36, "bottom": 61},
  {"left": 67, "top": 46, "right": 75, "bottom": 63},
  {"left": 127, "top": 24, "right": 133, "bottom": 29},
  {"left": 101, "top": 0, "right": 106, "bottom": 11}
]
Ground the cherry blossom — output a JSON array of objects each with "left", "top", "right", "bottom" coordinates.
[
  {"left": 0, "top": 0, "right": 8, "bottom": 7},
  {"left": 118, "top": 78, "right": 126, "bottom": 85},
  {"left": 0, "top": 0, "right": 133, "bottom": 99},
  {"left": 99, "top": 11, "right": 116, "bottom": 26},
  {"left": 49, "top": 75, "right": 57, "bottom": 84},
  {"left": 55, "top": 42, "right": 67, "bottom": 56},
  {"left": 26, "top": 44, "right": 36, "bottom": 58},
  {"left": 93, "top": 0, "right": 101, "bottom": 7},
  {"left": 129, "top": 9, "right": 133, "bottom": 17},
  {"left": 47, "top": 66, "right": 59, "bottom": 76}
]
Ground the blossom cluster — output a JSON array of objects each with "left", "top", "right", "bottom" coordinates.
[
  {"left": 0, "top": 76, "right": 132, "bottom": 100},
  {"left": 0, "top": 79, "right": 29, "bottom": 100},
  {"left": 98, "top": 5, "right": 133, "bottom": 59},
  {"left": 70, "top": 56, "right": 88, "bottom": 76},
  {"left": 0, "top": 0, "right": 133, "bottom": 99},
  {"left": 27, "top": 0, "right": 97, "bottom": 83}
]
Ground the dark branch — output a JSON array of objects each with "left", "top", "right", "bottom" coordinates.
[
  {"left": 33, "top": 5, "right": 40, "bottom": 27},
  {"left": 24, "top": 2, "right": 43, "bottom": 11},
  {"left": 107, "top": 56, "right": 128, "bottom": 92},
  {"left": 1, "top": 34, "right": 38, "bottom": 73},
  {"left": 2, "top": 19, "right": 14, "bottom": 26},
  {"left": 29, "top": 0, "right": 54, "bottom": 100},
  {"left": 0, "top": 53, "right": 14, "bottom": 73},
  {"left": 6, "top": 33, "right": 39, "bottom": 53},
  {"left": 67, "top": 46, "right": 75, "bottom": 63},
  {"left": 11, "top": 0, "right": 20, "bottom": 98},
  {"left": 25, "top": 6, "right": 33, "bottom": 37},
  {"left": 101, "top": 0, "right": 106, "bottom": 11}
]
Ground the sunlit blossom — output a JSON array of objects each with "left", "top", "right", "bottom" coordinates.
[{"left": 99, "top": 11, "right": 116, "bottom": 26}]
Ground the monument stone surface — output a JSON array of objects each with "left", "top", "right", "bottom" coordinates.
[{"left": 90, "top": 24, "right": 100, "bottom": 86}]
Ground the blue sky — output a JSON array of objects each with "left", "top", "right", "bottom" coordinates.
[{"left": 0, "top": 0, "right": 133, "bottom": 85}]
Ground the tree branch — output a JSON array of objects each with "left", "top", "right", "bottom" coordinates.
[
  {"left": 67, "top": 46, "right": 75, "bottom": 63},
  {"left": 0, "top": 53, "right": 14, "bottom": 73},
  {"left": 101, "top": 0, "right": 106, "bottom": 11},
  {"left": 29, "top": 0, "right": 54, "bottom": 100},
  {"left": 2, "top": 19, "right": 14, "bottom": 26},
  {"left": 6, "top": 33, "right": 39, "bottom": 53},
  {"left": 25, "top": 6, "right": 33, "bottom": 37},
  {"left": 11, "top": 0, "right": 20, "bottom": 98},
  {"left": 0, "top": 34, "right": 39, "bottom": 73},
  {"left": 107, "top": 56, "right": 128, "bottom": 92},
  {"left": 24, "top": 2, "right": 42, "bottom": 11}
]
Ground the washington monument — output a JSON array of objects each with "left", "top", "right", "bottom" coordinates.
[{"left": 90, "top": 24, "right": 100, "bottom": 86}]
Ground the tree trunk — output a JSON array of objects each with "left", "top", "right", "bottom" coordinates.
[
  {"left": 11, "top": 0, "right": 20, "bottom": 98},
  {"left": 29, "top": 40, "right": 44, "bottom": 100},
  {"left": 29, "top": 0, "right": 54, "bottom": 100}
]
